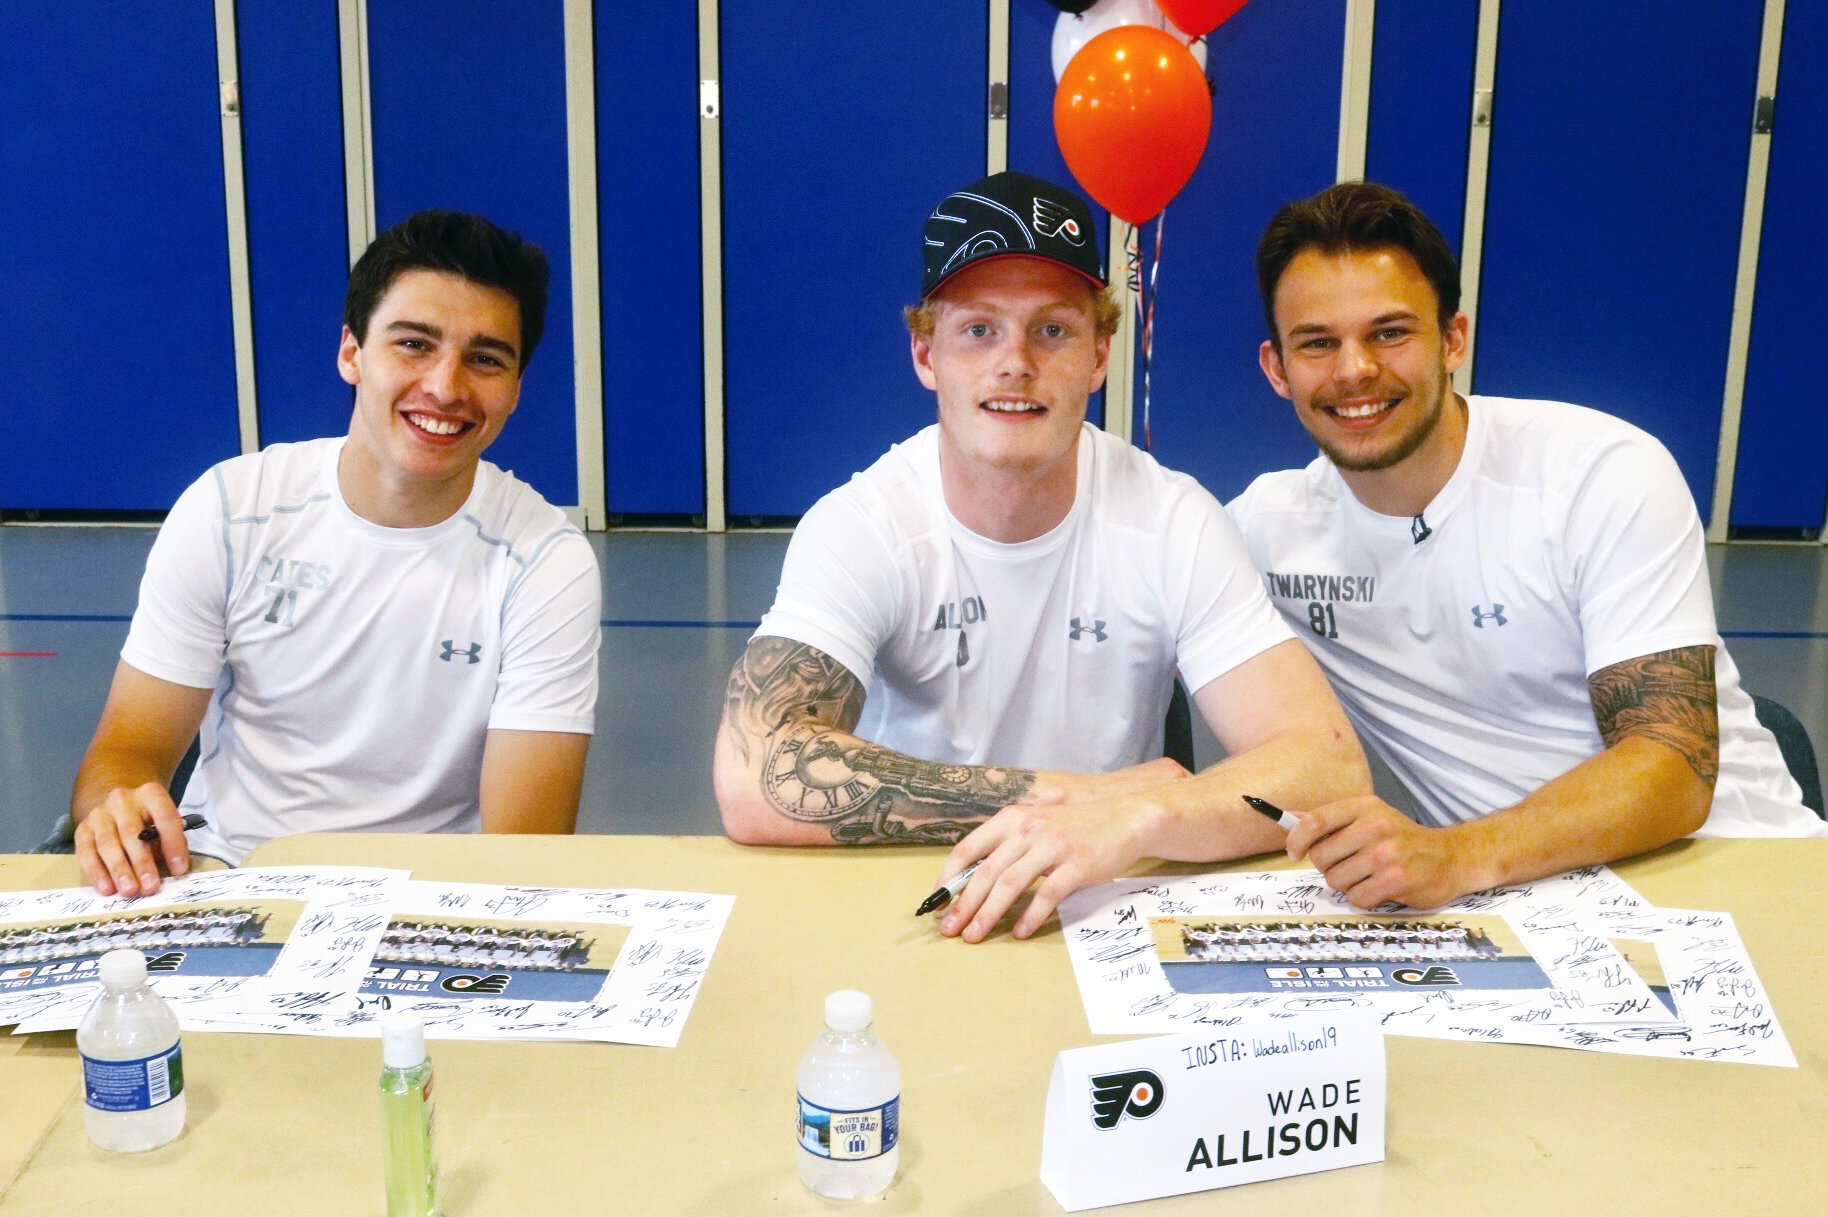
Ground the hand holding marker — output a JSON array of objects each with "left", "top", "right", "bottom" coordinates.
[
  {"left": 1243, "top": 795, "right": 1301, "bottom": 832},
  {"left": 915, "top": 861, "right": 982, "bottom": 917},
  {"left": 138, "top": 814, "right": 207, "bottom": 843},
  {"left": 919, "top": 799, "right": 1294, "bottom": 918}
]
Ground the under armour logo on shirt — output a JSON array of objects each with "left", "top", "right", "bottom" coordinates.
[
  {"left": 1069, "top": 617, "right": 1108, "bottom": 643},
  {"left": 440, "top": 640, "right": 483, "bottom": 664},
  {"left": 1470, "top": 605, "right": 1507, "bottom": 629}
]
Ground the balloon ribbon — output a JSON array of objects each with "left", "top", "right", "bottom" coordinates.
[{"left": 1136, "top": 209, "right": 1165, "bottom": 451}]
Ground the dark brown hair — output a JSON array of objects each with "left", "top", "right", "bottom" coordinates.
[
  {"left": 344, "top": 210, "right": 550, "bottom": 368},
  {"left": 1255, "top": 182, "right": 1459, "bottom": 350}
]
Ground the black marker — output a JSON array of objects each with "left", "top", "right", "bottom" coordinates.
[
  {"left": 1242, "top": 795, "right": 1300, "bottom": 832},
  {"left": 915, "top": 860, "right": 982, "bottom": 917},
  {"left": 139, "top": 814, "right": 207, "bottom": 843}
]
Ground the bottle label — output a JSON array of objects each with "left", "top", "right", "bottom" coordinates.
[
  {"left": 82, "top": 1043, "right": 184, "bottom": 1113},
  {"left": 798, "top": 1094, "right": 899, "bottom": 1161}
]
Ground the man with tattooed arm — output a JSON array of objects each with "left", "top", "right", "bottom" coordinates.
[
  {"left": 1227, "top": 182, "right": 1824, "bottom": 913},
  {"left": 714, "top": 172, "right": 1372, "bottom": 942}
]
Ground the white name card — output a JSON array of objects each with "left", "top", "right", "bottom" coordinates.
[{"left": 1039, "top": 1015, "right": 1385, "bottom": 1211}]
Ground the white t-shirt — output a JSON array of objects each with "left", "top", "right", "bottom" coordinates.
[
  {"left": 754, "top": 424, "right": 1294, "bottom": 772},
  {"left": 1227, "top": 395, "right": 1820, "bottom": 837},
  {"left": 122, "top": 438, "right": 601, "bottom": 863}
]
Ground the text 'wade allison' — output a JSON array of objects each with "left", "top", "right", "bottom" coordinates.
[{"left": 1184, "top": 1079, "right": 1365, "bottom": 1173}]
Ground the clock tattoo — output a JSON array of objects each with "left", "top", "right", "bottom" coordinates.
[
  {"left": 763, "top": 722, "right": 883, "bottom": 821},
  {"left": 726, "top": 637, "right": 1042, "bottom": 843}
]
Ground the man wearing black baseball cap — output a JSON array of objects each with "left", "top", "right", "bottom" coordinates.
[{"left": 715, "top": 171, "right": 1367, "bottom": 941}]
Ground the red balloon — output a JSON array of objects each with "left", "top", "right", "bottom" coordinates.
[
  {"left": 1053, "top": 26, "right": 1212, "bottom": 225},
  {"left": 1156, "top": 0, "right": 1248, "bottom": 38}
]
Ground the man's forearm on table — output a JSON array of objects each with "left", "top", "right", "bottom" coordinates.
[
  {"left": 735, "top": 718, "right": 1038, "bottom": 845},
  {"left": 71, "top": 748, "right": 167, "bottom": 824},
  {"left": 1443, "top": 737, "right": 1714, "bottom": 894},
  {"left": 1130, "top": 725, "right": 1374, "bottom": 863}
]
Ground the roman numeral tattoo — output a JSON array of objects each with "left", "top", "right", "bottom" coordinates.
[
  {"left": 1588, "top": 645, "right": 1719, "bottom": 786},
  {"left": 722, "top": 637, "right": 1036, "bottom": 844}
]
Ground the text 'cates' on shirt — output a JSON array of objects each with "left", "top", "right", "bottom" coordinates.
[
  {"left": 1227, "top": 395, "right": 1821, "bottom": 838},
  {"left": 755, "top": 424, "right": 1293, "bottom": 773},
  {"left": 121, "top": 437, "right": 601, "bottom": 863}
]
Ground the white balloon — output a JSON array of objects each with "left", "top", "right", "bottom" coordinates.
[{"left": 1051, "top": 0, "right": 1208, "bottom": 82}]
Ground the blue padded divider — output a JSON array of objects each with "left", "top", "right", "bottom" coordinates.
[
  {"left": 721, "top": 1, "right": 986, "bottom": 519},
  {"left": 237, "top": 3, "right": 351, "bottom": 448},
  {"left": 1732, "top": 4, "right": 1828, "bottom": 532},
  {"left": 2, "top": 6, "right": 239, "bottom": 510},
  {"left": 598, "top": 1, "right": 706, "bottom": 518},
  {"left": 1364, "top": 0, "right": 1478, "bottom": 257},
  {"left": 367, "top": 0, "right": 578, "bottom": 507},
  {"left": 1473, "top": 2, "right": 1764, "bottom": 512}
]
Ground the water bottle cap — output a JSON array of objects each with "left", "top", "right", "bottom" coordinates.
[
  {"left": 824, "top": 989, "right": 872, "bottom": 1032},
  {"left": 380, "top": 1011, "right": 428, "bottom": 1068},
  {"left": 97, "top": 948, "right": 147, "bottom": 989}
]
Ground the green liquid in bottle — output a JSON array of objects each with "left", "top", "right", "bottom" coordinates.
[{"left": 380, "top": 1059, "right": 440, "bottom": 1217}]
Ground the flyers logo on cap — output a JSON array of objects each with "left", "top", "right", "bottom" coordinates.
[{"left": 1032, "top": 196, "right": 1087, "bottom": 246}]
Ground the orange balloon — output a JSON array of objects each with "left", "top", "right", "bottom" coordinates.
[{"left": 1053, "top": 26, "right": 1212, "bottom": 225}]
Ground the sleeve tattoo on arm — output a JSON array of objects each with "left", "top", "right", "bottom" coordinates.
[
  {"left": 1588, "top": 645, "right": 1719, "bottom": 786},
  {"left": 723, "top": 637, "right": 1037, "bottom": 844}
]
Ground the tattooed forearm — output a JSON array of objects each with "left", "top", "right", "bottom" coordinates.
[
  {"left": 762, "top": 721, "right": 1036, "bottom": 843},
  {"left": 723, "top": 638, "right": 1037, "bottom": 844},
  {"left": 722, "top": 636, "right": 865, "bottom": 764},
  {"left": 1588, "top": 645, "right": 1719, "bottom": 786}
]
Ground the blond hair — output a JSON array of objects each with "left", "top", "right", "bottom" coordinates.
[{"left": 904, "top": 284, "right": 1122, "bottom": 342}]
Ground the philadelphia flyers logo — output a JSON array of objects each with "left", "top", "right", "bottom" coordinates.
[
  {"left": 440, "top": 973, "right": 510, "bottom": 994},
  {"left": 1033, "top": 196, "right": 1087, "bottom": 246},
  {"left": 1089, "top": 1069, "right": 1164, "bottom": 1129},
  {"left": 1392, "top": 966, "right": 1461, "bottom": 987}
]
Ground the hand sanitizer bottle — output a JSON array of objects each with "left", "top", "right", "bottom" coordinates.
[{"left": 380, "top": 1011, "right": 441, "bottom": 1217}]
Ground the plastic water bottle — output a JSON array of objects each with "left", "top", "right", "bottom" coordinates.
[
  {"left": 797, "top": 990, "right": 900, "bottom": 1199},
  {"left": 78, "top": 948, "right": 186, "bottom": 1152},
  {"left": 379, "top": 1012, "right": 441, "bottom": 1217}
]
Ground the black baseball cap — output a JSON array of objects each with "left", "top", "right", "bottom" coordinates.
[{"left": 920, "top": 171, "right": 1106, "bottom": 299}]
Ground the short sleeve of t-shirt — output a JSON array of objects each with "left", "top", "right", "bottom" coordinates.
[
  {"left": 1159, "top": 480, "right": 1296, "bottom": 694},
  {"left": 752, "top": 491, "right": 901, "bottom": 688},
  {"left": 1560, "top": 429, "right": 1718, "bottom": 676},
  {"left": 489, "top": 529, "right": 601, "bottom": 734},
  {"left": 121, "top": 470, "right": 231, "bottom": 690}
]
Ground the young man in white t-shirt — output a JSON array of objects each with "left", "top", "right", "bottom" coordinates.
[
  {"left": 1228, "top": 182, "right": 1822, "bottom": 912},
  {"left": 714, "top": 172, "right": 1370, "bottom": 942},
  {"left": 72, "top": 210, "right": 601, "bottom": 895}
]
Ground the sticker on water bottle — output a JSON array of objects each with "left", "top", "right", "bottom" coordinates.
[
  {"left": 82, "top": 1044, "right": 185, "bottom": 1113},
  {"left": 798, "top": 1094, "right": 899, "bottom": 1161}
]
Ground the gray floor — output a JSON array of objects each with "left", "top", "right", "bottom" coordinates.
[{"left": 2, "top": 527, "right": 1825, "bottom": 853}]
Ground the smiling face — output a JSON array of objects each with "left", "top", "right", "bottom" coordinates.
[
  {"left": 912, "top": 256, "right": 1110, "bottom": 508},
  {"left": 336, "top": 268, "right": 523, "bottom": 526},
  {"left": 1259, "top": 246, "right": 1469, "bottom": 508}
]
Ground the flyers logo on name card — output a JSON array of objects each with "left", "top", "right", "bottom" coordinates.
[{"left": 1089, "top": 1070, "right": 1165, "bottom": 1129}]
